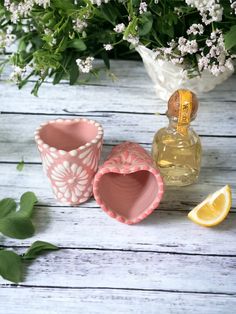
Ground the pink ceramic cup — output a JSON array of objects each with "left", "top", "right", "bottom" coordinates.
[
  {"left": 35, "top": 118, "right": 103, "bottom": 205},
  {"left": 93, "top": 142, "right": 164, "bottom": 224}
]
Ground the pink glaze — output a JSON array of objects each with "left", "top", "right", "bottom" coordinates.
[
  {"left": 35, "top": 118, "right": 103, "bottom": 205},
  {"left": 93, "top": 142, "right": 164, "bottom": 224}
]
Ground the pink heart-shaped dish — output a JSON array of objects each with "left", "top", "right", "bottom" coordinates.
[{"left": 93, "top": 142, "right": 164, "bottom": 224}]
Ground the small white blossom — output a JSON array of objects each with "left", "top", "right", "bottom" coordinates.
[
  {"left": 139, "top": 1, "right": 147, "bottom": 14},
  {"left": 198, "top": 55, "right": 210, "bottom": 71},
  {"left": 34, "top": 0, "right": 50, "bottom": 8},
  {"left": 76, "top": 57, "right": 94, "bottom": 73},
  {"left": 198, "top": 29, "right": 235, "bottom": 76},
  {"left": 185, "top": 0, "right": 223, "bottom": 25},
  {"left": 9, "top": 65, "right": 26, "bottom": 82},
  {"left": 73, "top": 18, "right": 88, "bottom": 33},
  {"left": 89, "top": 0, "right": 110, "bottom": 6},
  {"left": 230, "top": 1, "right": 236, "bottom": 14},
  {"left": 0, "top": 28, "right": 16, "bottom": 49},
  {"left": 114, "top": 23, "right": 125, "bottom": 33},
  {"left": 103, "top": 44, "right": 113, "bottom": 51},
  {"left": 187, "top": 23, "right": 204, "bottom": 35},
  {"left": 178, "top": 37, "right": 198, "bottom": 54},
  {"left": 163, "top": 47, "right": 172, "bottom": 54},
  {"left": 171, "top": 57, "right": 184, "bottom": 64},
  {"left": 4, "top": 0, "right": 50, "bottom": 23},
  {"left": 123, "top": 34, "right": 139, "bottom": 46}
]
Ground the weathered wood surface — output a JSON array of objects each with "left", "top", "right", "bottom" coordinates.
[
  {"left": 1, "top": 88, "right": 236, "bottom": 136},
  {"left": 1, "top": 248, "right": 236, "bottom": 294},
  {"left": 0, "top": 60, "right": 236, "bottom": 313},
  {"left": 0, "top": 287, "right": 235, "bottom": 314},
  {"left": 0, "top": 163, "right": 235, "bottom": 210},
  {"left": 0, "top": 114, "right": 236, "bottom": 163},
  {"left": 1, "top": 205, "right": 236, "bottom": 255}
]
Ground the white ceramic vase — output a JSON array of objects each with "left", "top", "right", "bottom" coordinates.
[{"left": 136, "top": 45, "right": 234, "bottom": 101}]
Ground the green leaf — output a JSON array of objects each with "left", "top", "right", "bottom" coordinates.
[
  {"left": 100, "top": 4, "right": 119, "bottom": 25},
  {"left": 22, "top": 241, "right": 59, "bottom": 260},
  {"left": 224, "top": 25, "right": 236, "bottom": 50},
  {"left": 139, "top": 12, "right": 153, "bottom": 36},
  {"left": 0, "top": 250, "right": 22, "bottom": 283},
  {"left": 16, "top": 159, "right": 24, "bottom": 172},
  {"left": 53, "top": 69, "right": 65, "bottom": 84},
  {"left": 0, "top": 198, "right": 17, "bottom": 219},
  {"left": 0, "top": 215, "right": 35, "bottom": 239},
  {"left": 69, "top": 62, "right": 79, "bottom": 85},
  {"left": 17, "top": 191, "right": 38, "bottom": 218},
  {"left": 68, "top": 39, "right": 87, "bottom": 51},
  {"left": 52, "top": 0, "right": 74, "bottom": 11}
]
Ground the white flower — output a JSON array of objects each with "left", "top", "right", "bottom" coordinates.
[
  {"left": 197, "top": 29, "right": 235, "bottom": 75},
  {"left": 178, "top": 37, "right": 198, "bottom": 55},
  {"left": 9, "top": 65, "right": 26, "bottom": 82},
  {"left": 123, "top": 34, "right": 139, "bottom": 46},
  {"left": 185, "top": 0, "right": 223, "bottom": 25},
  {"left": 90, "top": 0, "right": 110, "bottom": 6},
  {"left": 73, "top": 18, "right": 88, "bottom": 33},
  {"left": 198, "top": 55, "right": 210, "bottom": 71},
  {"left": 230, "top": 1, "right": 236, "bottom": 14},
  {"left": 34, "top": 0, "right": 50, "bottom": 8},
  {"left": 79, "top": 147, "right": 99, "bottom": 171},
  {"left": 103, "top": 44, "right": 113, "bottom": 51},
  {"left": 0, "top": 29, "right": 16, "bottom": 49},
  {"left": 139, "top": 1, "right": 147, "bottom": 14},
  {"left": 76, "top": 57, "right": 94, "bottom": 73},
  {"left": 171, "top": 57, "right": 184, "bottom": 64},
  {"left": 114, "top": 23, "right": 125, "bottom": 33},
  {"left": 51, "top": 161, "right": 89, "bottom": 203},
  {"left": 38, "top": 147, "right": 58, "bottom": 171},
  {"left": 4, "top": 0, "right": 50, "bottom": 23},
  {"left": 187, "top": 23, "right": 204, "bottom": 35}
]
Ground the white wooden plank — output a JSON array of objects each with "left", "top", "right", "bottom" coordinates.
[
  {"left": 1, "top": 58, "right": 235, "bottom": 91},
  {"left": 1, "top": 80, "right": 236, "bottom": 120},
  {"left": 0, "top": 131, "right": 235, "bottom": 170},
  {"left": 0, "top": 249, "right": 235, "bottom": 293},
  {"left": 0, "top": 114, "right": 236, "bottom": 166},
  {"left": 1, "top": 206, "right": 236, "bottom": 255},
  {"left": 0, "top": 163, "right": 235, "bottom": 210},
  {"left": 0, "top": 287, "right": 235, "bottom": 314}
]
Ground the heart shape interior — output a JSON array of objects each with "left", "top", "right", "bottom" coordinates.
[
  {"left": 39, "top": 120, "right": 98, "bottom": 151},
  {"left": 97, "top": 170, "right": 158, "bottom": 220}
]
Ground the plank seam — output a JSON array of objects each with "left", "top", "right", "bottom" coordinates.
[
  {"left": 1, "top": 246, "right": 236, "bottom": 257},
  {"left": 0, "top": 285, "right": 235, "bottom": 296}
]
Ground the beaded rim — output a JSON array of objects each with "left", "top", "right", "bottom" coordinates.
[
  {"left": 93, "top": 165, "right": 164, "bottom": 225},
  {"left": 34, "top": 118, "right": 104, "bottom": 154}
]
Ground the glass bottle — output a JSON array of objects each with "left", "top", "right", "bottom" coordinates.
[{"left": 152, "top": 89, "right": 202, "bottom": 186}]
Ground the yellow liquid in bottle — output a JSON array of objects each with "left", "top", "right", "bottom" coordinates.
[{"left": 152, "top": 124, "right": 201, "bottom": 186}]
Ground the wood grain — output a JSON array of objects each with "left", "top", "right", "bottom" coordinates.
[
  {"left": 0, "top": 287, "right": 235, "bottom": 314},
  {"left": 0, "top": 163, "right": 235, "bottom": 209},
  {"left": 0, "top": 115, "right": 236, "bottom": 169},
  {"left": 0, "top": 249, "right": 236, "bottom": 294},
  {"left": 1, "top": 206, "right": 236, "bottom": 255}
]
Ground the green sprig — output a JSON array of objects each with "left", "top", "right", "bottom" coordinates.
[{"left": 0, "top": 192, "right": 59, "bottom": 283}]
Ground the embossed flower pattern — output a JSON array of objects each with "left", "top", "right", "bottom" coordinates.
[{"left": 51, "top": 161, "right": 89, "bottom": 203}]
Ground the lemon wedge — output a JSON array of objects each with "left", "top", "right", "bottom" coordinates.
[{"left": 188, "top": 185, "right": 232, "bottom": 227}]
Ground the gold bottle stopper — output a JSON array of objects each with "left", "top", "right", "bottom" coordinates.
[{"left": 167, "top": 89, "right": 199, "bottom": 135}]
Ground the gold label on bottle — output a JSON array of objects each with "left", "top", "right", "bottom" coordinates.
[{"left": 177, "top": 90, "right": 192, "bottom": 135}]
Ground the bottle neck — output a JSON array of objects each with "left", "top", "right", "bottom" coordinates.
[{"left": 168, "top": 116, "right": 191, "bottom": 133}]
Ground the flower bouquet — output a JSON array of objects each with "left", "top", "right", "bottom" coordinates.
[{"left": 0, "top": 0, "right": 235, "bottom": 96}]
